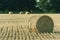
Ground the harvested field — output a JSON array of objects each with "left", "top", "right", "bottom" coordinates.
[{"left": 0, "top": 14, "right": 60, "bottom": 40}]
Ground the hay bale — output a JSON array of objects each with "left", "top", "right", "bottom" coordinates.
[{"left": 36, "top": 15, "right": 54, "bottom": 33}]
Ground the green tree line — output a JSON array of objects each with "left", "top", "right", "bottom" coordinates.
[{"left": 0, "top": 0, "right": 60, "bottom": 13}]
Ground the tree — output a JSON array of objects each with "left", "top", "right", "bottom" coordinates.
[
  {"left": 36, "top": 0, "right": 55, "bottom": 13},
  {"left": 0, "top": 0, "right": 36, "bottom": 12},
  {"left": 50, "top": 0, "right": 60, "bottom": 13},
  {"left": 0, "top": 0, "right": 60, "bottom": 13}
]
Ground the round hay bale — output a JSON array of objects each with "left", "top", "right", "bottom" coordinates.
[{"left": 36, "top": 15, "right": 54, "bottom": 33}]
